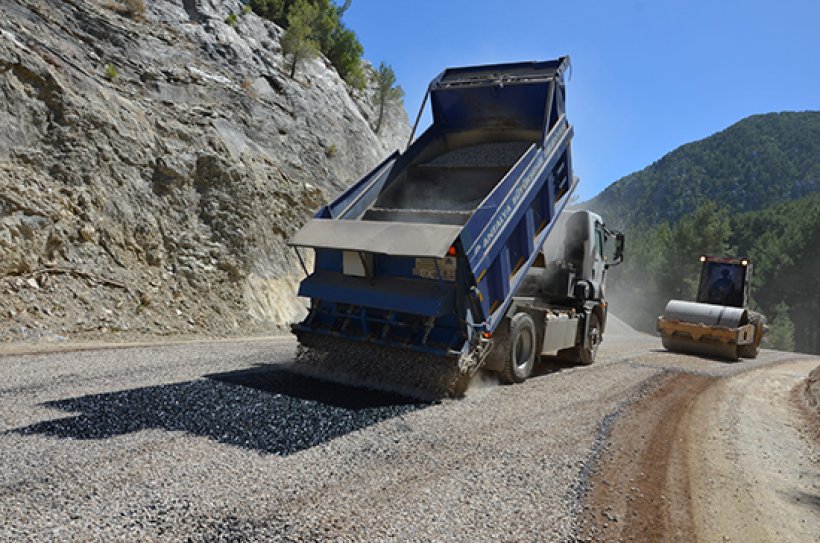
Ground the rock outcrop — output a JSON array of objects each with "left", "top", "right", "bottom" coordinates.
[
  {"left": 803, "top": 365, "right": 820, "bottom": 418},
  {"left": 0, "top": 0, "right": 410, "bottom": 341}
]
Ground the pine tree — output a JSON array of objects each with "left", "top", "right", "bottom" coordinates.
[
  {"left": 250, "top": 0, "right": 374, "bottom": 90},
  {"left": 767, "top": 302, "right": 795, "bottom": 351},
  {"left": 660, "top": 201, "right": 732, "bottom": 300},
  {"left": 281, "top": 0, "right": 320, "bottom": 79},
  {"left": 373, "top": 62, "right": 404, "bottom": 133},
  {"left": 249, "top": 0, "right": 288, "bottom": 25},
  {"left": 327, "top": 25, "right": 365, "bottom": 89}
]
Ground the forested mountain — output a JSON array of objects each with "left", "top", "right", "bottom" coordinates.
[
  {"left": 588, "top": 111, "right": 820, "bottom": 229},
  {"left": 589, "top": 112, "right": 820, "bottom": 354}
]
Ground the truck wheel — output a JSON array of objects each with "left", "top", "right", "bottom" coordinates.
[
  {"left": 500, "top": 313, "right": 536, "bottom": 384},
  {"left": 577, "top": 313, "right": 601, "bottom": 365},
  {"left": 738, "top": 312, "right": 764, "bottom": 359}
]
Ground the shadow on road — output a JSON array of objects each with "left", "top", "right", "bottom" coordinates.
[
  {"left": 10, "top": 365, "right": 427, "bottom": 455},
  {"left": 534, "top": 356, "right": 580, "bottom": 377},
  {"left": 210, "top": 364, "right": 424, "bottom": 409}
]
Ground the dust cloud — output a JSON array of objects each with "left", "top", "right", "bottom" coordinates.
[{"left": 464, "top": 370, "right": 501, "bottom": 396}]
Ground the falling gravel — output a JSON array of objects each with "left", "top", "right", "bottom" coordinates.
[{"left": 294, "top": 333, "right": 468, "bottom": 400}]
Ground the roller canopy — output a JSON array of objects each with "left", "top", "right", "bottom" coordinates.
[{"left": 288, "top": 218, "right": 462, "bottom": 258}]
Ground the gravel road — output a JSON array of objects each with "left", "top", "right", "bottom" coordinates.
[{"left": 0, "top": 326, "right": 816, "bottom": 541}]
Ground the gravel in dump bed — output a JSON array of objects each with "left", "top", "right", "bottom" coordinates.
[
  {"left": 0, "top": 337, "right": 806, "bottom": 541},
  {"left": 423, "top": 141, "right": 532, "bottom": 168}
]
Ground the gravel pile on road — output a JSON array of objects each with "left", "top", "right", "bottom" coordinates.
[
  {"left": 14, "top": 372, "right": 424, "bottom": 456},
  {"left": 1, "top": 335, "right": 812, "bottom": 541},
  {"left": 0, "top": 337, "right": 650, "bottom": 541}
]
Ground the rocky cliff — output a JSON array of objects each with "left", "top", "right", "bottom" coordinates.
[{"left": 0, "top": 0, "right": 410, "bottom": 341}]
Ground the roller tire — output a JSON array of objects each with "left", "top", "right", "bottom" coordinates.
[
  {"left": 738, "top": 312, "right": 764, "bottom": 359},
  {"left": 500, "top": 312, "right": 536, "bottom": 384}
]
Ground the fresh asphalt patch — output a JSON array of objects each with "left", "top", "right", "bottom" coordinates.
[{"left": 11, "top": 366, "right": 428, "bottom": 456}]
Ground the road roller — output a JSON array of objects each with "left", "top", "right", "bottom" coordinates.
[{"left": 657, "top": 255, "right": 765, "bottom": 361}]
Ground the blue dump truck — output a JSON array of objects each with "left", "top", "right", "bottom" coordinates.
[{"left": 289, "top": 57, "right": 624, "bottom": 397}]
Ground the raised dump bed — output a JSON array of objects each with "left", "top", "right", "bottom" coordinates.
[
  {"left": 289, "top": 58, "right": 577, "bottom": 393},
  {"left": 361, "top": 141, "right": 532, "bottom": 226}
]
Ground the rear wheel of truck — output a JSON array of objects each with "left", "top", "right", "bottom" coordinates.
[{"left": 500, "top": 313, "right": 536, "bottom": 384}]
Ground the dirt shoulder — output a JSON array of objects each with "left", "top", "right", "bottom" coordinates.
[
  {"left": 581, "top": 357, "right": 820, "bottom": 542},
  {"left": 0, "top": 333, "right": 291, "bottom": 357},
  {"left": 796, "top": 364, "right": 820, "bottom": 442}
]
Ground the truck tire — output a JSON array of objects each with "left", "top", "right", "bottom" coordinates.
[
  {"left": 500, "top": 312, "right": 536, "bottom": 384},
  {"left": 738, "top": 312, "right": 764, "bottom": 359},
  {"left": 577, "top": 312, "right": 601, "bottom": 365}
]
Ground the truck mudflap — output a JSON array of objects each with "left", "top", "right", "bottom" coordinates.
[{"left": 293, "top": 330, "right": 487, "bottom": 399}]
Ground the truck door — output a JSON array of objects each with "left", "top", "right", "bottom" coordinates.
[{"left": 592, "top": 220, "right": 606, "bottom": 284}]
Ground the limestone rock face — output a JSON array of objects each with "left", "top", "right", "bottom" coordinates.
[{"left": 0, "top": 0, "right": 410, "bottom": 340}]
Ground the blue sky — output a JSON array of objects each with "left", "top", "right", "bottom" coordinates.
[{"left": 344, "top": 0, "right": 820, "bottom": 200}]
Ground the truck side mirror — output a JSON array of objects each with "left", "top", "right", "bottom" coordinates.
[{"left": 605, "top": 232, "right": 624, "bottom": 268}]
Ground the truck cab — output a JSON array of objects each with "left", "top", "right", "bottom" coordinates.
[
  {"left": 490, "top": 210, "right": 624, "bottom": 381},
  {"left": 525, "top": 210, "right": 624, "bottom": 304}
]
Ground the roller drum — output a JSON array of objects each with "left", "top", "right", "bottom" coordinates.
[
  {"left": 659, "top": 300, "right": 749, "bottom": 361},
  {"left": 660, "top": 334, "right": 739, "bottom": 361},
  {"left": 662, "top": 300, "right": 748, "bottom": 328}
]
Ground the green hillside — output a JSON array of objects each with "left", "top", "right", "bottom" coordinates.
[
  {"left": 592, "top": 112, "right": 820, "bottom": 354},
  {"left": 731, "top": 193, "right": 820, "bottom": 353},
  {"left": 589, "top": 111, "right": 820, "bottom": 229}
]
